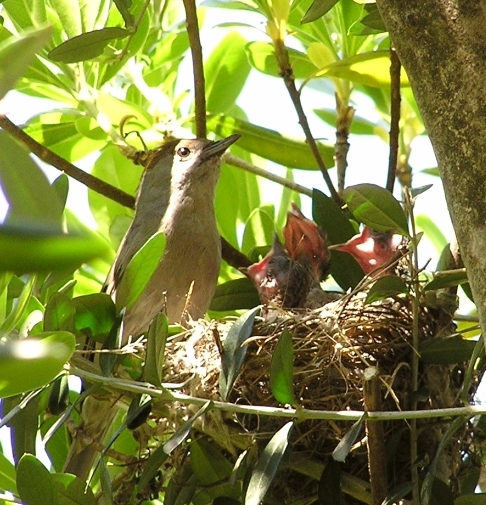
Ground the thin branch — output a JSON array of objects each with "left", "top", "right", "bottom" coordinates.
[
  {"left": 183, "top": 0, "right": 206, "bottom": 138},
  {"left": 335, "top": 93, "right": 355, "bottom": 195},
  {"left": 224, "top": 153, "right": 313, "bottom": 197},
  {"left": 272, "top": 39, "right": 342, "bottom": 206},
  {"left": 387, "top": 47, "right": 401, "bottom": 192},
  {"left": 117, "top": 0, "right": 152, "bottom": 59},
  {"left": 0, "top": 115, "right": 135, "bottom": 208},
  {"left": 70, "top": 365, "right": 486, "bottom": 422}
]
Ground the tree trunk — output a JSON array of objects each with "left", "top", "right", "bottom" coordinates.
[{"left": 376, "top": 0, "right": 486, "bottom": 339}]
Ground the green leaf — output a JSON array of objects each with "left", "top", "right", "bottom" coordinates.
[
  {"left": 51, "top": 473, "right": 96, "bottom": 505},
  {"left": 242, "top": 205, "right": 275, "bottom": 254},
  {"left": 245, "top": 41, "right": 317, "bottom": 79},
  {"left": 245, "top": 421, "right": 293, "bottom": 505},
  {"left": 205, "top": 32, "right": 251, "bottom": 114},
  {"left": 72, "top": 293, "right": 117, "bottom": 342},
  {"left": 0, "top": 131, "right": 63, "bottom": 232},
  {"left": 17, "top": 454, "right": 59, "bottom": 505},
  {"left": 314, "top": 108, "right": 388, "bottom": 137},
  {"left": 210, "top": 278, "right": 261, "bottom": 312},
  {"left": 138, "top": 444, "right": 169, "bottom": 491},
  {"left": 332, "top": 415, "right": 365, "bottom": 462},
  {"left": 312, "top": 189, "right": 363, "bottom": 290},
  {"left": 190, "top": 438, "right": 233, "bottom": 487},
  {"left": 115, "top": 231, "right": 166, "bottom": 311},
  {"left": 48, "top": 27, "right": 130, "bottom": 63},
  {"left": 114, "top": 0, "right": 134, "bottom": 27},
  {"left": 419, "top": 337, "right": 477, "bottom": 365},
  {"left": 270, "top": 328, "right": 296, "bottom": 405},
  {"left": 44, "top": 292, "right": 76, "bottom": 332},
  {"left": 47, "top": 375, "right": 70, "bottom": 415},
  {"left": 0, "top": 332, "right": 75, "bottom": 398},
  {"left": 0, "top": 451, "right": 17, "bottom": 494},
  {"left": 365, "top": 276, "right": 408, "bottom": 304},
  {"left": 318, "top": 459, "right": 342, "bottom": 505},
  {"left": 208, "top": 114, "right": 335, "bottom": 169},
  {"left": 320, "top": 51, "right": 410, "bottom": 88},
  {"left": 343, "top": 183, "right": 409, "bottom": 235},
  {"left": 163, "top": 401, "right": 212, "bottom": 455},
  {"left": 0, "top": 26, "right": 53, "bottom": 100},
  {"left": 454, "top": 494, "right": 486, "bottom": 505},
  {"left": 424, "top": 269, "right": 468, "bottom": 291},
  {"left": 126, "top": 394, "right": 152, "bottom": 430},
  {"left": 0, "top": 224, "right": 109, "bottom": 273},
  {"left": 415, "top": 215, "right": 447, "bottom": 255},
  {"left": 301, "top": 0, "right": 339, "bottom": 24},
  {"left": 143, "top": 313, "right": 169, "bottom": 387},
  {"left": 219, "top": 306, "right": 260, "bottom": 401}
]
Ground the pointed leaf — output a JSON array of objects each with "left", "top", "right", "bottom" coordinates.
[
  {"left": 51, "top": 473, "right": 96, "bottom": 505},
  {"left": 208, "top": 114, "right": 334, "bottom": 169},
  {"left": 220, "top": 306, "right": 261, "bottom": 401},
  {"left": 143, "top": 313, "right": 169, "bottom": 387},
  {"left": 245, "top": 422, "right": 293, "bottom": 505},
  {"left": 17, "top": 455, "right": 59, "bottom": 505},
  {"left": 210, "top": 278, "right": 261, "bottom": 312},
  {"left": 342, "top": 183, "right": 409, "bottom": 235},
  {"left": 365, "top": 276, "right": 408, "bottom": 304},
  {"left": 126, "top": 394, "right": 153, "bottom": 430},
  {"left": 270, "top": 329, "right": 296, "bottom": 405},
  {"left": 44, "top": 292, "right": 76, "bottom": 332},
  {"left": 163, "top": 401, "right": 212, "bottom": 455},
  {"left": 318, "top": 459, "right": 342, "bottom": 505},
  {"left": 419, "top": 337, "right": 476, "bottom": 365},
  {"left": 332, "top": 415, "right": 365, "bottom": 462},
  {"left": 48, "top": 27, "right": 130, "bottom": 63},
  {"left": 138, "top": 444, "right": 169, "bottom": 490},
  {"left": 115, "top": 232, "right": 166, "bottom": 311},
  {"left": 301, "top": 0, "right": 339, "bottom": 24},
  {"left": 0, "top": 26, "right": 53, "bottom": 100},
  {"left": 424, "top": 269, "right": 468, "bottom": 291},
  {"left": 312, "top": 189, "right": 363, "bottom": 289},
  {"left": 72, "top": 293, "right": 117, "bottom": 343},
  {"left": 0, "top": 332, "right": 75, "bottom": 398}
]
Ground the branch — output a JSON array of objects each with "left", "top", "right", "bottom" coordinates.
[
  {"left": 0, "top": 115, "right": 135, "bottom": 208},
  {"left": 387, "top": 46, "right": 401, "bottom": 192},
  {"left": 335, "top": 93, "right": 355, "bottom": 195},
  {"left": 183, "top": 0, "right": 206, "bottom": 138},
  {"left": 224, "top": 153, "right": 313, "bottom": 197},
  {"left": 272, "top": 39, "right": 342, "bottom": 206}
]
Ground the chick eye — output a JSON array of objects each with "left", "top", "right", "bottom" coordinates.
[{"left": 177, "top": 146, "right": 191, "bottom": 158}]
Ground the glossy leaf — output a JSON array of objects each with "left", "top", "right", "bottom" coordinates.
[
  {"left": 138, "top": 444, "right": 169, "bottom": 491},
  {"left": 365, "top": 276, "right": 408, "bottom": 304},
  {"left": 343, "top": 184, "right": 409, "bottom": 236},
  {"left": 0, "top": 26, "right": 52, "bottom": 100},
  {"left": 419, "top": 337, "right": 476, "bottom": 365},
  {"left": 71, "top": 293, "right": 117, "bottom": 342},
  {"left": 301, "top": 0, "right": 339, "bottom": 24},
  {"left": 126, "top": 394, "right": 153, "bottom": 430},
  {"left": 0, "top": 131, "right": 63, "bottom": 232},
  {"left": 163, "top": 401, "right": 212, "bottom": 455},
  {"left": 241, "top": 205, "right": 275, "bottom": 255},
  {"left": 48, "top": 27, "right": 130, "bottom": 63},
  {"left": 312, "top": 189, "right": 363, "bottom": 289},
  {"left": 332, "top": 415, "right": 365, "bottom": 462},
  {"left": 245, "top": 421, "right": 293, "bottom": 505},
  {"left": 0, "top": 224, "right": 109, "bottom": 273},
  {"left": 245, "top": 41, "right": 317, "bottom": 79},
  {"left": 0, "top": 451, "right": 17, "bottom": 494},
  {"left": 17, "top": 454, "right": 58, "bottom": 505},
  {"left": 0, "top": 332, "right": 75, "bottom": 398},
  {"left": 47, "top": 374, "right": 70, "bottom": 415},
  {"left": 424, "top": 269, "right": 468, "bottom": 291},
  {"left": 115, "top": 231, "right": 166, "bottom": 311},
  {"left": 44, "top": 292, "right": 76, "bottom": 332},
  {"left": 52, "top": 472, "right": 96, "bottom": 505},
  {"left": 208, "top": 115, "right": 335, "bottom": 169},
  {"left": 318, "top": 459, "right": 342, "bottom": 505},
  {"left": 210, "top": 278, "right": 261, "bottom": 312},
  {"left": 270, "top": 328, "right": 296, "bottom": 406},
  {"left": 205, "top": 32, "right": 251, "bottom": 114},
  {"left": 220, "top": 306, "right": 260, "bottom": 401},
  {"left": 143, "top": 313, "right": 169, "bottom": 387},
  {"left": 319, "top": 51, "right": 410, "bottom": 88}
]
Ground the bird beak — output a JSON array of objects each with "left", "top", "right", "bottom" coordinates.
[{"left": 203, "top": 134, "right": 241, "bottom": 158}]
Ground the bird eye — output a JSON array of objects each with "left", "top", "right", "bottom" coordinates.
[{"left": 177, "top": 146, "right": 191, "bottom": 158}]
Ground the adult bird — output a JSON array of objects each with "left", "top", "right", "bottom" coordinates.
[{"left": 64, "top": 134, "right": 239, "bottom": 480}]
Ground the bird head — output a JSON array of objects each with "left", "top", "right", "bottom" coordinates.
[{"left": 283, "top": 202, "right": 331, "bottom": 281}]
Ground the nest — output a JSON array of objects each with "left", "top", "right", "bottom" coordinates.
[{"left": 129, "top": 284, "right": 483, "bottom": 504}]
